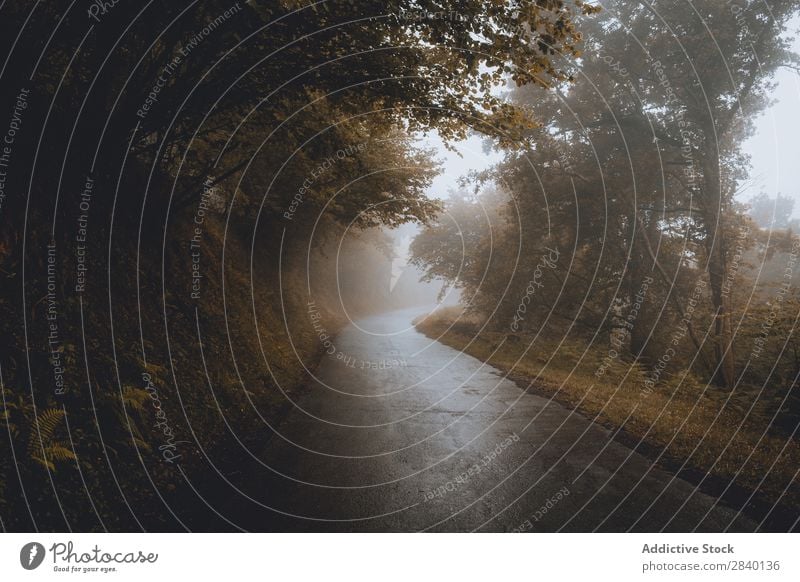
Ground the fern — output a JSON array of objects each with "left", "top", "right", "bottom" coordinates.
[
  {"left": 27, "top": 408, "right": 77, "bottom": 472},
  {"left": 110, "top": 387, "right": 151, "bottom": 450},
  {"left": 121, "top": 386, "right": 150, "bottom": 412},
  {"left": 45, "top": 443, "right": 77, "bottom": 463},
  {"left": 31, "top": 456, "right": 55, "bottom": 471},
  {"left": 27, "top": 408, "right": 65, "bottom": 457}
]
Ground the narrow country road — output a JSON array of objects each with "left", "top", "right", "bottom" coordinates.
[{"left": 224, "top": 308, "right": 755, "bottom": 532}]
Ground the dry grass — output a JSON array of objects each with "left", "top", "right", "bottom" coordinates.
[{"left": 417, "top": 307, "right": 800, "bottom": 509}]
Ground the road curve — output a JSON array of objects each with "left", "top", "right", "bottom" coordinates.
[{"left": 223, "top": 307, "right": 755, "bottom": 532}]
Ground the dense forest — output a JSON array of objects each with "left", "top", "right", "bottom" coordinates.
[
  {"left": 0, "top": 0, "right": 594, "bottom": 530},
  {"left": 412, "top": 0, "right": 800, "bottom": 524}
]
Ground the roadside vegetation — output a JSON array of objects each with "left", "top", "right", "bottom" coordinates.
[
  {"left": 0, "top": 0, "right": 593, "bottom": 530},
  {"left": 411, "top": 0, "right": 800, "bottom": 523},
  {"left": 418, "top": 306, "right": 800, "bottom": 512}
]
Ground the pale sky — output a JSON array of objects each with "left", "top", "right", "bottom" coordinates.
[
  {"left": 418, "top": 132, "right": 502, "bottom": 200},
  {"left": 740, "top": 15, "right": 800, "bottom": 215}
]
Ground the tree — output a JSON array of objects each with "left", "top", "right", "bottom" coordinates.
[
  {"left": 0, "top": 0, "right": 597, "bottom": 529},
  {"left": 748, "top": 193, "right": 796, "bottom": 230},
  {"left": 615, "top": 0, "right": 799, "bottom": 388},
  {"left": 534, "top": 0, "right": 799, "bottom": 387},
  {"left": 412, "top": 0, "right": 800, "bottom": 390}
]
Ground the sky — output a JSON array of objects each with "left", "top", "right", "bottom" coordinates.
[
  {"left": 740, "top": 16, "right": 800, "bottom": 214},
  {"left": 416, "top": 131, "right": 503, "bottom": 200}
]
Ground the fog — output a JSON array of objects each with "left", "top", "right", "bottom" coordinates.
[{"left": 741, "top": 14, "right": 800, "bottom": 214}]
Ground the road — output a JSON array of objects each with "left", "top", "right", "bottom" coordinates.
[{"left": 221, "top": 307, "right": 755, "bottom": 532}]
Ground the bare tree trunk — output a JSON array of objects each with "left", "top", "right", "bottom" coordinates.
[
  {"left": 628, "top": 217, "right": 653, "bottom": 361},
  {"left": 635, "top": 216, "right": 708, "bottom": 369},
  {"left": 702, "top": 150, "right": 736, "bottom": 389}
]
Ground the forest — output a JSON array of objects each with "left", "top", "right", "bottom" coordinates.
[
  {"left": 1, "top": 0, "right": 799, "bottom": 532},
  {"left": 412, "top": 0, "right": 800, "bottom": 520}
]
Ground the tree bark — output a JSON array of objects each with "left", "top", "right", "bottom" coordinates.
[
  {"left": 635, "top": 216, "right": 709, "bottom": 370},
  {"left": 628, "top": 218, "right": 654, "bottom": 361},
  {"left": 701, "top": 147, "right": 736, "bottom": 389}
]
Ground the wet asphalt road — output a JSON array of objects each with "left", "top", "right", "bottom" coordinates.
[{"left": 224, "top": 308, "right": 755, "bottom": 532}]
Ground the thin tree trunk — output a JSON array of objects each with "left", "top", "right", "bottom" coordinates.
[
  {"left": 702, "top": 149, "right": 736, "bottom": 389},
  {"left": 628, "top": 218, "right": 652, "bottom": 361},
  {"left": 635, "top": 216, "right": 710, "bottom": 371}
]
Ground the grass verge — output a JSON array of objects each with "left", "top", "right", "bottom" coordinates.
[{"left": 416, "top": 307, "right": 800, "bottom": 528}]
